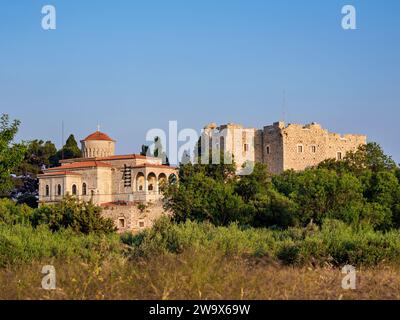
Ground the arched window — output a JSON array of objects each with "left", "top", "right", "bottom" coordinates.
[
  {"left": 82, "top": 183, "right": 87, "bottom": 195},
  {"left": 220, "top": 136, "right": 225, "bottom": 151},
  {"left": 72, "top": 184, "right": 77, "bottom": 195},
  {"left": 57, "top": 184, "right": 62, "bottom": 196},
  {"left": 45, "top": 185, "right": 50, "bottom": 196},
  {"left": 147, "top": 173, "right": 156, "bottom": 192},
  {"left": 136, "top": 172, "right": 145, "bottom": 192}
]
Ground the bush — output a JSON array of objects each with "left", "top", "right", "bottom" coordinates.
[
  {"left": 31, "top": 196, "right": 116, "bottom": 234},
  {"left": 0, "top": 198, "right": 33, "bottom": 225},
  {"left": 0, "top": 223, "right": 121, "bottom": 267},
  {"left": 127, "top": 218, "right": 400, "bottom": 267}
]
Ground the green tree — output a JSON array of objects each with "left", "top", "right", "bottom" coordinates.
[
  {"left": 249, "top": 190, "right": 298, "bottom": 228},
  {"left": 289, "top": 169, "right": 364, "bottom": 225},
  {"left": 50, "top": 134, "right": 82, "bottom": 166},
  {"left": 0, "top": 114, "right": 26, "bottom": 196},
  {"left": 11, "top": 140, "right": 57, "bottom": 207},
  {"left": 162, "top": 170, "right": 246, "bottom": 226},
  {"left": 318, "top": 142, "right": 396, "bottom": 176},
  {"left": 17, "top": 139, "right": 57, "bottom": 175},
  {"left": 0, "top": 198, "right": 33, "bottom": 225},
  {"left": 272, "top": 169, "right": 300, "bottom": 197},
  {"left": 235, "top": 163, "right": 271, "bottom": 201},
  {"left": 395, "top": 166, "right": 400, "bottom": 183},
  {"left": 344, "top": 142, "right": 396, "bottom": 174},
  {"left": 31, "top": 196, "right": 116, "bottom": 234}
]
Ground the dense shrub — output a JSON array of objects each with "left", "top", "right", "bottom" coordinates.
[
  {"left": 31, "top": 197, "right": 116, "bottom": 234},
  {"left": 0, "top": 223, "right": 121, "bottom": 267},
  {"left": 0, "top": 198, "right": 33, "bottom": 225},
  {"left": 127, "top": 218, "right": 400, "bottom": 267}
]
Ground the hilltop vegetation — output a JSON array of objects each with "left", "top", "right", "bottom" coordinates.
[{"left": 163, "top": 142, "right": 400, "bottom": 231}]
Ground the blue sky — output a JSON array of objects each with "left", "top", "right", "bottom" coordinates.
[{"left": 0, "top": 0, "right": 399, "bottom": 162}]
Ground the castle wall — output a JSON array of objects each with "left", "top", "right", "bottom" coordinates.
[
  {"left": 254, "top": 129, "right": 264, "bottom": 163},
  {"left": 273, "top": 123, "right": 366, "bottom": 172},
  {"left": 101, "top": 200, "right": 170, "bottom": 233},
  {"left": 262, "top": 122, "right": 285, "bottom": 174},
  {"left": 326, "top": 133, "right": 367, "bottom": 160},
  {"left": 205, "top": 121, "right": 367, "bottom": 174},
  {"left": 281, "top": 123, "right": 331, "bottom": 171},
  {"left": 204, "top": 123, "right": 257, "bottom": 171}
]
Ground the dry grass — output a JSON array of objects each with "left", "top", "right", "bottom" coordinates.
[{"left": 1, "top": 249, "right": 400, "bottom": 300}]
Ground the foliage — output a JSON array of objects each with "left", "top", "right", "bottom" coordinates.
[
  {"left": 162, "top": 142, "right": 400, "bottom": 231},
  {"left": 288, "top": 169, "right": 364, "bottom": 225},
  {"left": 318, "top": 142, "right": 396, "bottom": 175},
  {"left": 0, "top": 198, "right": 33, "bottom": 225},
  {"left": 127, "top": 218, "right": 400, "bottom": 267},
  {"left": 51, "top": 134, "right": 82, "bottom": 166},
  {"left": 11, "top": 139, "right": 57, "bottom": 207},
  {"left": 0, "top": 223, "right": 120, "bottom": 267},
  {"left": 31, "top": 196, "right": 116, "bottom": 234},
  {"left": 16, "top": 139, "right": 57, "bottom": 175},
  {"left": 0, "top": 114, "right": 26, "bottom": 196},
  {"left": 163, "top": 170, "right": 247, "bottom": 226}
]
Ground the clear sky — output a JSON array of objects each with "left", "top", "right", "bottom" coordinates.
[{"left": 1, "top": 0, "right": 399, "bottom": 163}]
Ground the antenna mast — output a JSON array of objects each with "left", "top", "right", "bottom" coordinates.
[{"left": 61, "top": 120, "right": 64, "bottom": 160}]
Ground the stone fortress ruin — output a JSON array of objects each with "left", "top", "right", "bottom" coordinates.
[{"left": 203, "top": 121, "right": 366, "bottom": 174}]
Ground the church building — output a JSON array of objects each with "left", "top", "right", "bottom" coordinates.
[{"left": 38, "top": 130, "right": 177, "bottom": 232}]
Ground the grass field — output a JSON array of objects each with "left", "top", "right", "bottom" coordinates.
[
  {"left": 1, "top": 250, "right": 400, "bottom": 300},
  {"left": 1, "top": 219, "right": 400, "bottom": 300}
]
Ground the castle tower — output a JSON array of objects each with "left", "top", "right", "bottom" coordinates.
[{"left": 81, "top": 130, "right": 116, "bottom": 158}]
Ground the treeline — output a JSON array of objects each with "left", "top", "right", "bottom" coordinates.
[
  {"left": 162, "top": 143, "right": 400, "bottom": 231},
  {"left": 0, "top": 114, "right": 82, "bottom": 206}
]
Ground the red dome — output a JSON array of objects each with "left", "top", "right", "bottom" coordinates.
[{"left": 83, "top": 131, "right": 114, "bottom": 142}]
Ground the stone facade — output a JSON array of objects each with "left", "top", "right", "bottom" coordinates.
[
  {"left": 203, "top": 121, "right": 367, "bottom": 174},
  {"left": 100, "top": 200, "right": 170, "bottom": 233},
  {"left": 38, "top": 130, "right": 177, "bottom": 232}
]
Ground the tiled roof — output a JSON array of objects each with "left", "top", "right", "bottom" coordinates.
[
  {"left": 82, "top": 131, "right": 114, "bottom": 142},
  {"left": 38, "top": 171, "right": 82, "bottom": 177},
  {"left": 59, "top": 154, "right": 148, "bottom": 164},
  {"left": 46, "top": 161, "right": 112, "bottom": 171},
  {"left": 133, "top": 164, "right": 177, "bottom": 169},
  {"left": 96, "top": 154, "right": 147, "bottom": 161}
]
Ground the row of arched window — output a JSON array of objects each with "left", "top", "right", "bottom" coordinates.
[
  {"left": 83, "top": 148, "right": 110, "bottom": 158},
  {"left": 44, "top": 183, "right": 90, "bottom": 197}
]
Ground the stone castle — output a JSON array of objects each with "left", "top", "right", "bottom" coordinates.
[
  {"left": 38, "top": 122, "right": 366, "bottom": 232},
  {"left": 203, "top": 121, "right": 366, "bottom": 174}
]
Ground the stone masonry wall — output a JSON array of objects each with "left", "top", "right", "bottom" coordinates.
[
  {"left": 101, "top": 200, "right": 169, "bottom": 233},
  {"left": 206, "top": 121, "right": 367, "bottom": 174},
  {"left": 279, "top": 123, "right": 366, "bottom": 172}
]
